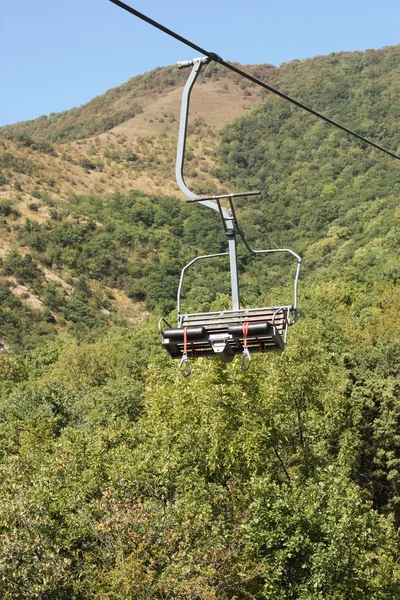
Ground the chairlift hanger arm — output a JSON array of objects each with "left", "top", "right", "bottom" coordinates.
[
  {"left": 174, "top": 58, "right": 241, "bottom": 311},
  {"left": 174, "top": 58, "right": 231, "bottom": 220},
  {"left": 173, "top": 57, "right": 238, "bottom": 229},
  {"left": 175, "top": 58, "right": 263, "bottom": 265},
  {"left": 109, "top": 0, "right": 400, "bottom": 161}
]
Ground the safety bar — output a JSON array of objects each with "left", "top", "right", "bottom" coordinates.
[
  {"left": 214, "top": 196, "right": 302, "bottom": 310},
  {"left": 177, "top": 252, "right": 229, "bottom": 317},
  {"left": 177, "top": 249, "right": 301, "bottom": 322},
  {"left": 158, "top": 316, "right": 173, "bottom": 335},
  {"left": 251, "top": 249, "right": 301, "bottom": 316}
]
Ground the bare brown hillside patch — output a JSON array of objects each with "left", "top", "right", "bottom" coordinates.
[
  {"left": 0, "top": 68, "right": 269, "bottom": 202},
  {"left": 0, "top": 240, "right": 10, "bottom": 259},
  {"left": 42, "top": 268, "right": 73, "bottom": 291},
  {"left": 109, "top": 288, "right": 148, "bottom": 325},
  {"left": 10, "top": 281, "right": 44, "bottom": 310}
]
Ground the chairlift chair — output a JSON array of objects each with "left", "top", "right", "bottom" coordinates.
[{"left": 159, "top": 57, "right": 301, "bottom": 376}]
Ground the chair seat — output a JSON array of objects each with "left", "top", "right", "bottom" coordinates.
[{"left": 161, "top": 306, "right": 290, "bottom": 362}]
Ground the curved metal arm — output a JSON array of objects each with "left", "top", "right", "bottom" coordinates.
[
  {"left": 177, "top": 252, "right": 229, "bottom": 320},
  {"left": 158, "top": 316, "right": 172, "bottom": 335},
  {"left": 176, "top": 58, "right": 234, "bottom": 229},
  {"left": 250, "top": 248, "right": 301, "bottom": 313},
  {"left": 225, "top": 196, "right": 301, "bottom": 311}
]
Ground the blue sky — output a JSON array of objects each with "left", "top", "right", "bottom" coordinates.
[{"left": 1, "top": 0, "right": 399, "bottom": 126}]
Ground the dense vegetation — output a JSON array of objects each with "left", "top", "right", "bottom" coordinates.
[
  {"left": 0, "top": 188, "right": 299, "bottom": 351},
  {"left": 0, "top": 45, "right": 399, "bottom": 597},
  {"left": 1, "top": 316, "right": 400, "bottom": 598},
  {"left": 0, "top": 190, "right": 234, "bottom": 350}
]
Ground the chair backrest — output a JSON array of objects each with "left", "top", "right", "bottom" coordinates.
[{"left": 180, "top": 305, "right": 291, "bottom": 341}]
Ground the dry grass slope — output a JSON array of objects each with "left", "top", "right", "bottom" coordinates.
[{"left": 0, "top": 61, "right": 275, "bottom": 327}]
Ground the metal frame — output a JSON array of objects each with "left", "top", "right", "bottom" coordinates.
[
  {"left": 176, "top": 58, "right": 241, "bottom": 310},
  {"left": 176, "top": 252, "right": 228, "bottom": 316},
  {"left": 176, "top": 249, "right": 301, "bottom": 327},
  {"left": 159, "top": 56, "right": 302, "bottom": 374},
  {"left": 175, "top": 57, "right": 301, "bottom": 318}
]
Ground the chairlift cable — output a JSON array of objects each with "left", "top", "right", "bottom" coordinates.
[{"left": 109, "top": 0, "right": 400, "bottom": 161}]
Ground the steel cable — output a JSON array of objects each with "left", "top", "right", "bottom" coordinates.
[{"left": 109, "top": 0, "right": 399, "bottom": 160}]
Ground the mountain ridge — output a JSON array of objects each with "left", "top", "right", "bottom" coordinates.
[{"left": 0, "top": 61, "right": 275, "bottom": 140}]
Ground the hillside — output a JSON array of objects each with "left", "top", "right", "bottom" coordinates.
[
  {"left": 0, "top": 62, "right": 276, "bottom": 141},
  {"left": 0, "top": 62, "right": 272, "bottom": 348},
  {"left": 0, "top": 44, "right": 400, "bottom": 598},
  {"left": 0, "top": 63, "right": 272, "bottom": 199},
  {"left": 0, "top": 46, "right": 399, "bottom": 349}
]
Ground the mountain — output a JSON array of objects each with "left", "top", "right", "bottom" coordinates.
[
  {"left": 0, "top": 63, "right": 273, "bottom": 198},
  {"left": 0, "top": 46, "right": 399, "bottom": 349},
  {"left": 0, "top": 45, "right": 400, "bottom": 597},
  {"left": 0, "top": 62, "right": 273, "bottom": 348}
]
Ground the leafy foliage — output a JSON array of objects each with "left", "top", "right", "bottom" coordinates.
[
  {"left": 0, "top": 322, "right": 400, "bottom": 598},
  {"left": 15, "top": 190, "right": 228, "bottom": 314}
]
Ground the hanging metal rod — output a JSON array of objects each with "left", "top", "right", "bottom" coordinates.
[{"left": 109, "top": 0, "right": 399, "bottom": 161}]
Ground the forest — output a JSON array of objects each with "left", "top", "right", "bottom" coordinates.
[{"left": 0, "top": 45, "right": 399, "bottom": 598}]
